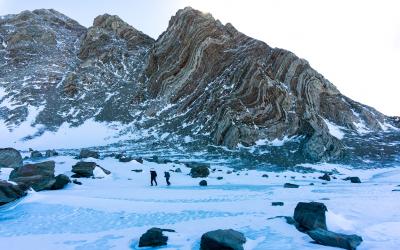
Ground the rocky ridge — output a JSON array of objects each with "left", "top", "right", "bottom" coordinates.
[{"left": 1, "top": 7, "right": 399, "bottom": 166}]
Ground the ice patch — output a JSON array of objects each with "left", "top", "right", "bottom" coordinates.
[{"left": 323, "top": 119, "right": 345, "bottom": 139}]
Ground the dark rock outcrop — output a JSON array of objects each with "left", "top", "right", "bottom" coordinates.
[
  {"left": 45, "top": 149, "right": 58, "bottom": 157},
  {"left": 138, "top": 227, "right": 173, "bottom": 247},
  {"left": 71, "top": 161, "right": 110, "bottom": 177},
  {"left": 51, "top": 174, "right": 71, "bottom": 190},
  {"left": 294, "top": 202, "right": 327, "bottom": 232},
  {"left": 308, "top": 228, "right": 363, "bottom": 250},
  {"left": 200, "top": 229, "right": 246, "bottom": 250},
  {"left": 319, "top": 173, "right": 331, "bottom": 181},
  {"left": 344, "top": 177, "right": 361, "bottom": 183},
  {"left": 78, "top": 149, "right": 99, "bottom": 159},
  {"left": 284, "top": 183, "right": 299, "bottom": 188},
  {"left": 30, "top": 150, "right": 43, "bottom": 158},
  {"left": 190, "top": 165, "right": 210, "bottom": 178},
  {"left": 8, "top": 161, "right": 56, "bottom": 191},
  {"left": 0, "top": 148, "right": 23, "bottom": 169},
  {"left": 0, "top": 180, "right": 28, "bottom": 205}
]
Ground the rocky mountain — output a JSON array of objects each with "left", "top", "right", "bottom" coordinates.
[{"left": 1, "top": 7, "right": 399, "bottom": 166}]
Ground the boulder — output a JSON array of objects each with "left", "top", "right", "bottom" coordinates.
[
  {"left": 200, "top": 229, "right": 246, "bottom": 250},
  {"left": 272, "top": 202, "right": 284, "bottom": 206},
  {"left": 45, "top": 149, "right": 58, "bottom": 157},
  {"left": 131, "top": 169, "right": 143, "bottom": 173},
  {"left": 307, "top": 228, "right": 363, "bottom": 250},
  {"left": 190, "top": 165, "right": 210, "bottom": 178},
  {"left": 78, "top": 149, "right": 99, "bottom": 159},
  {"left": 51, "top": 174, "right": 71, "bottom": 190},
  {"left": 71, "top": 161, "right": 110, "bottom": 178},
  {"left": 30, "top": 150, "right": 43, "bottom": 158},
  {"left": 199, "top": 180, "right": 208, "bottom": 186},
  {"left": 135, "top": 157, "right": 144, "bottom": 164},
  {"left": 343, "top": 177, "right": 361, "bottom": 183},
  {"left": 0, "top": 148, "right": 23, "bottom": 169},
  {"left": 0, "top": 180, "right": 28, "bottom": 205},
  {"left": 138, "top": 227, "right": 173, "bottom": 247},
  {"left": 262, "top": 174, "right": 269, "bottom": 178},
  {"left": 9, "top": 161, "right": 56, "bottom": 191},
  {"left": 293, "top": 202, "right": 327, "bottom": 232},
  {"left": 318, "top": 173, "right": 331, "bottom": 181},
  {"left": 284, "top": 183, "right": 299, "bottom": 188},
  {"left": 217, "top": 176, "right": 223, "bottom": 180},
  {"left": 175, "top": 168, "right": 182, "bottom": 173}
]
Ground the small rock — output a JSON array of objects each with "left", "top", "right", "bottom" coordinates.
[
  {"left": 199, "top": 180, "right": 207, "bottom": 186},
  {"left": 200, "top": 229, "right": 246, "bottom": 250},
  {"left": 217, "top": 176, "right": 223, "bottom": 180},
  {"left": 175, "top": 168, "right": 182, "bottom": 173},
  {"left": 307, "top": 228, "right": 363, "bottom": 250},
  {"left": 344, "top": 177, "right": 361, "bottom": 183},
  {"left": 291, "top": 176, "right": 296, "bottom": 179},
  {"left": 318, "top": 173, "right": 331, "bottom": 181},
  {"left": 284, "top": 183, "right": 299, "bottom": 188},
  {"left": 0, "top": 148, "right": 23, "bottom": 169},
  {"left": 72, "top": 179, "right": 82, "bottom": 185},
  {"left": 227, "top": 170, "right": 232, "bottom": 174},
  {"left": 30, "top": 150, "right": 43, "bottom": 158},
  {"left": 135, "top": 157, "right": 144, "bottom": 164},
  {"left": 262, "top": 174, "right": 269, "bottom": 178},
  {"left": 392, "top": 189, "right": 400, "bottom": 192},
  {"left": 309, "top": 183, "right": 315, "bottom": 186},
  {"left": 131, "top": 169, "right": 143, "bottom": 173},
  {"left": 272, "top": 202, "right": 284, "bottom": 206},
  {"left": 119, "top": 156, "right": 133, "bottom": 162},
  {"left": 78, "top": 149, "right": 99, "bottom": 159},
  {"left": 138, "top": 227, "right": 172, "bottom": 247}
]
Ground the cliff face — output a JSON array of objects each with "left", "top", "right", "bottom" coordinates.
[{"left": 0, "top": 7, "right": 399, "bottom": 165}]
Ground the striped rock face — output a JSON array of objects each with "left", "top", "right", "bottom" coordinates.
[{"left": 0, "top": 7, "right": 399, "bottom": 165}]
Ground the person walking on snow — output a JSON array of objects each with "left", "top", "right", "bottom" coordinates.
[
  {"left": 150, "top": 168, "right": 157, "bottom": 186},
  {"left": 164, "top": 171, "right": 171, "bottom": 186}
]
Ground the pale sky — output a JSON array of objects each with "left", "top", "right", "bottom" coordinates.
[{"left": 1, "top": 0, "right": 399, "bottom": 116}]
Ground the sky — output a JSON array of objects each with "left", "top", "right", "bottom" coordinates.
[{"left": 0, "top": 0, "right": 399, "bottom": 116}]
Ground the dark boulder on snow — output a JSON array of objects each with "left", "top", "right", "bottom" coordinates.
[
  {"left": 9, "top": 161, "right": 57, "bottom": 191},
  {"left": 72, "top": 179, "right": 82, "bottom": 185},
  {"left": 135, "top": 157, "right": 144, "bottom": 164},
  {"left": 0, "top": 148, "right": 23, "bottom": 169},
  {"left": 45, "top": 149, "right": 58, "bottom": 157},
  {"left": 344, "top": 177, "right": 361, "bottom": 183},
  {"left": 272, "top": 202, "right": 284, "bottom": 206},
  {"left": 71, "top": 161, "right": 110, "bottom": 178},
  {"left": 294, "top": 202, "right": 327, "bottom": 232},
  {"left": 262, "top": 174, "right": 269, "bottom": 178},
  {"left": 318, "top": 173, "right": 331, "bottom": 181},
  {"left": 284, "top": 183, "right": 299, "bottom": 188},
  {"left": 307, "top": 228, "right": 363, "bottom": 250},
  {"left": 200, "top": 229, "right": 246, "bottom": 250},
  {"left": 190, "top": 165, "right": 210, "bottom": 178},
  {"left": 199, "top": 180, "right": 208, "bottom": 186},
  {"left": 175, "top": 168, "right": 182, "bottom": 173},
  {"left": 138, "top": 227, "right": 173, "bottom": 247},
  {"left": 51, "top": 174, "right": 71, "bottom": 190},
  {"left": 30, "top": 150, "right": 43, "bottom": 158},
  {"left": 78, "top": 149, "right": 99, "bottom": 159},
  {"left": 0, "top": 180, "right": 28, "bottom": 205}
]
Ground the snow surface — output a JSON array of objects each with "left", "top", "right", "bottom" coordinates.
[
  {"left": 1, "top": 156, "right": 399, "bottom": 249},
  {"left": 323, "top": 119, "right": 345, "bottom": 139},
  {"left": 0, "top": 117, "right": 134, "bottom": 149}
]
